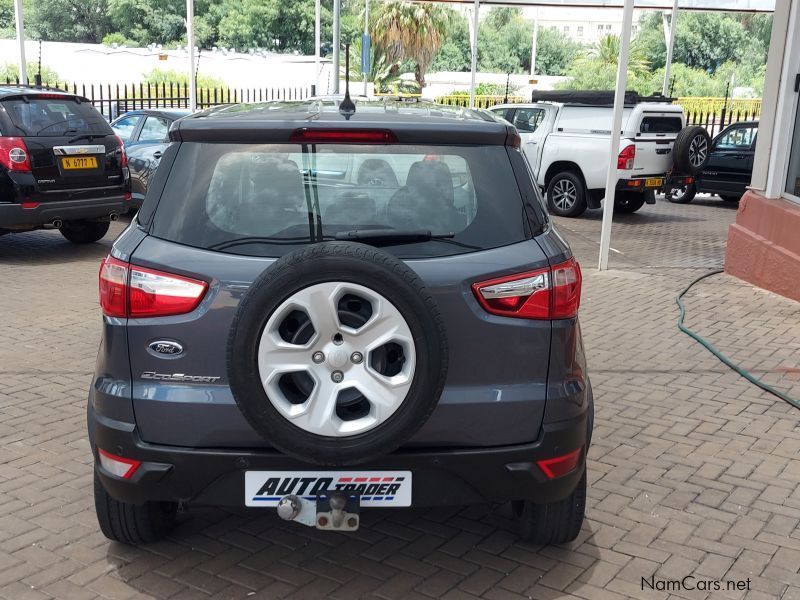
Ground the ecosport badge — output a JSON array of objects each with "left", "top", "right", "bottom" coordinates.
[{"left": 141, "top": 371, "right": 221, "bottom": 383}]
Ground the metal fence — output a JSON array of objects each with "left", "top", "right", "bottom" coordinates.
[{"left": 3, "top": 78, "right": 314, "bottom": 121}]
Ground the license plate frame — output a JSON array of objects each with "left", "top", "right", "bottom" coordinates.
[
  {"left": 645, "top": 177, "right": 664, "bottom": 188},
  {"left": 244, "top": 470, "right": 412, "bottom": 508},
  {"left": 61, "top": 156, "right": 98, "bottom": 170}
]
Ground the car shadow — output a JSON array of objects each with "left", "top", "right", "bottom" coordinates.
[
  {"left": 101, "top": 502, "right": 600, "bottom": 598},
  {"left": 0, "top": 223, "right": 125, "bottom": 266},
  {"left": 579, "top": 207, "right": 707, "bottom": 224}
]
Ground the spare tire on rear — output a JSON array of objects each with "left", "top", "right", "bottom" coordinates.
[
  {"left": 672, "top": 125, "right": 711, "bottom": 175},
  {"left": 227, "top": 242, "right": 448, "bottom": 466}
]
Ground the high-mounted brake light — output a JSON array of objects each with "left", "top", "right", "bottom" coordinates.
[
  {"left": 537, "top": 448, "right": 582, "bottom": 479},
  {"left": 0, "top": 137, "right": 32, "bottom": 172},
  {"left": 617, "top": 144, "right": 635, "bottom": 170},
  {"left": 99, "top": 255, "right": 208, "bottom": 318},
  {"left": 98, "top": 448, "right": 141, "bottom": 479},
  {"left": 30, "top": 93, "right": 66, "bottom": 100},
  {"left": 289, "top": 128, "right": 398, "bottom": 144},
  {"left": 472, "top": 257, "right": 581, "bottom": 320}
]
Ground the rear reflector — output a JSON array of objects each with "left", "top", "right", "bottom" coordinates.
[
  {"left": 472, "top": 257, "right": 581, "bottom": 320},
  {"left": 0, "top": 137, "right": 32, "bottom": 172},
  {"left": 98, "top": 448, "right": 140, "bottom": 479},
  {"left": 21, "top": 201, "right": 39, "bottom": 209},
  {"left": 289, "top": 128, "right": 398, "bottom": 144},
  {"left": 99, "top": 255, "right": 208, "bottom": 318},
  {"left": 537, "top": 448, "right": 582, "bottom": 479}
]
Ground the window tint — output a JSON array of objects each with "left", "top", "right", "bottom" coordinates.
[
  {"left": 1, "top": 97, "right": 111, "bottom": 137},
  {"left": 139, "top": 116, "right": 170, "bottom": 142},
  {"left": 112, "top": 115, "right": 140, "bottom": 141},
  {"left": 152, "top": 143, "right": 527, "bottom": 258},
  {"left": 715, "top": 126, "right": 756, "bottom": 150},
  {"left": 640, "top": 116, "right": 683, "bottom": 133},
  {"left": 513, "top": 108, "right": 545, "bottom": 133}
]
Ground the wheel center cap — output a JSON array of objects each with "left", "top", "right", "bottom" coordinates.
[{"left": 328, "top": 347, "right": 349, "bottom": 369}]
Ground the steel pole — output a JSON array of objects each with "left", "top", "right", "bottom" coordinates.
[
  {"left": 469, "top": 0, "right": 480, "bottom": 108},
  {"left": 662, "top": 0, "right": 680, "bottom": 96},
  {"left": 597, "top": 0, "right": 634, "bottom": 271},
  {"left": 364, "top": 0, "right": 369, "bottom": 96},
  {"left": 315, "top": 0, "right": 321, "bottom": 93},
  {"left": 186, "top": 0, "right": 197, "bottom": 111},
  {"left": 333, "top": 0, "right": 341, "bottom": 94},
  {"left": 14, "top": 0, "right": 26, "bottom": 85},
  {"left": 530, "top": 8, "right": 538, "bottom": 77}
]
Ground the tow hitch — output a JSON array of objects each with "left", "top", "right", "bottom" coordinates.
[{"left": 276, "top": 492, "right": 361, "bottom": 531}]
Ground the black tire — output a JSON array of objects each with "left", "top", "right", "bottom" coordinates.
[
  {"left": 667, "top": 183, "right": 697, "bottom": 204},
  {"left": 613, "top": 190, "right": 649, "bottom": 214},
  {"left": 720, "top": 194, "right": 741, "bottom": 203},
  {"left": 517, "top": 470, "right": 587, "bottom": 545},
  {"left": 227, "top": 241, "right": 448, "bottom": 466},
  {"left": 672, "top": 126, "right": 711, "bottom": 175},
  {"left": 546, "top": 171, "right": 588, "bottom": 218},
  {"left": 94, "top": 472, "right": 177, "bottom": 544},
  {"left": 59, "top": 220, "right": 110, "bottom": 244}
]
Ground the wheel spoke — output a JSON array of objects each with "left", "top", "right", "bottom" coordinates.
[
  {"left": 298, "top": 379, "right": 339, "bottom": 435},
  {"left": 298, "top": 285, "right": 341, "bottom": 338}
]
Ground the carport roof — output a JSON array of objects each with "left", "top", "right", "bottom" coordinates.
[{"left": 425, "top": 0, "right": 773, "bottom": 10}]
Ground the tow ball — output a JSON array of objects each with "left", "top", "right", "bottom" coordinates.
[{"left": 276, "top": 492, "right": 361, "bottom": 531}]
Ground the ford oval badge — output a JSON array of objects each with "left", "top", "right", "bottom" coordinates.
[{"left": 148, "top": 340, "right": 184, "bottom": 356}]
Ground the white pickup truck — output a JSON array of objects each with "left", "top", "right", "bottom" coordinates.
[{"left": 490, "top": 91, "right": 709, "bottom": 217}]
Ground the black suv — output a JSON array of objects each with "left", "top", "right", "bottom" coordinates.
[
  {"left": 89, "top": 99, "right": 592, "bottom": 545},
  {"left": 0, "top": 86, "right": 130, "bottom": 243}
]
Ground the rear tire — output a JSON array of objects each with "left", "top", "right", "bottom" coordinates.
[
  {"left": 59, "top": 220, "right": 110, "bottom": 244},
  {"left": 720, "top": 194, "right": 741, "bottom": 203},
  {"left": 546, "top": 172, "right": 587, "bottom": 218},
  {"left": 613, "top": 190, "right": 648, "bottom": 214},
  {"left": 94, "top": 472, "right": 177, "bottom": 545},
  {"left": 667, "top": 183, "right": 696, "bottom": 204},
  {"left": 516, "top": 470, "right": 587, "bottom": 545}
]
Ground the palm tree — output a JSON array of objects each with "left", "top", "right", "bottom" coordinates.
[
  {"left": 370, "top": 1, "right": 450, "bottom": 89},
  {"left": 580, "top": 34, "right": 650, "bottom": 75},
  {"left": 345, "top": 38, "right": 407, "bottom": 93}
]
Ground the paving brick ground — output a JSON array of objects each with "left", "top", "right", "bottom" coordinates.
[{"left": 1, "top": 195, "right": 799, "bottom": 600}]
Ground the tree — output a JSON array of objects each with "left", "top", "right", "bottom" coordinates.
[
  {"left": 431, "top": 9, "right": 470, "bottom": 72},
  {"left": 32, "top": 0, "right": 113, "bottom": 43},
  {"left": 535, "top": 27, "right": 581, "bottom": 76},
  {"left": 370, "top": 1, "right": 449, "bottom": 88},
  {"left": 0, "top": 62, "right": 60, "bottom": 84}
]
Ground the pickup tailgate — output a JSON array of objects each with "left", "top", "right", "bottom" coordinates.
[{"left": 631, "top": 111, "right": 685, "bottom": 177}]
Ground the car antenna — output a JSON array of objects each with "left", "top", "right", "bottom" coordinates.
[{"left": 339, "top": 43, "right": 356, "bottom": 119}]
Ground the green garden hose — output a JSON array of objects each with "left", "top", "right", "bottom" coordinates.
[{"left": 676, "top": 269, "right": 800, "bottom": 409}]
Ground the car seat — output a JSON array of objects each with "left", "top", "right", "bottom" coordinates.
[
  {"left": 356, "top": 159, "right": 399, "bottom": 187},
  {"left": 386, "top": 160, "right": 464, "bottom": 232},
  {"left": 323, "top": 192, "right": 377, "bottom": 226}
]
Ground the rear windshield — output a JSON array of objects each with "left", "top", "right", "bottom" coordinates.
[
  {"left": 1, "top": 96, "right": 112, "bottom": 137},
  {"left": 150, "top": 143, "right": 528, "bottom": 258},
  {"left": 640, "top": 115, "right": 683, "bottom": 134}
]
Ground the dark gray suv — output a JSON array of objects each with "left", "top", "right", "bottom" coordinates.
[{"left": 89, "top": 99, "right": 592, "bottom": 545}]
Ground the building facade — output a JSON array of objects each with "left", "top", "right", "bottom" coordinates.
[
  {"left": 725, "top": 0, "right": 800, "bottom": 302},
  {"left": 524, "top": 7, "right": 645, "bottom": 44}
]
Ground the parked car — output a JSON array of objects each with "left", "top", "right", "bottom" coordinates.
[
  {"left": 0, "top": 85, "right": 130, "bottom": 243},
  {"left": 110, "top": 109, "right": 190, "bottom": 207},
  {"left": 490, "top": 91, "right": 708, "bottom": 218},
  {"left": 668, "top": 121, "right": 758, "bottom": 204},
  {"left": 89, "top": 99, "right": 593, "bottom": 546}
]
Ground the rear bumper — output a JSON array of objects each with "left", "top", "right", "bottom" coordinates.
[
  {"left": 0, "top": 195, "right": 131, "bottom": 228},
  {"left": 616, "top": 174, "right": 694, "bottom": 193},
  {"left": 89, "top": 402, "right": 589, "bottom": 509}
]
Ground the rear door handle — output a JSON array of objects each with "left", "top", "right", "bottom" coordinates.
[{"left": 153, "top": 151, "right": 163, "bottom": 159}]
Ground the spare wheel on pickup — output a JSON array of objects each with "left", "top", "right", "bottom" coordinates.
[
  {"left": 672, "top": 125, "right": 711, "bottom": 175},
  {"left": 227, "top": 242, "right": 448, "bottom": 466}
]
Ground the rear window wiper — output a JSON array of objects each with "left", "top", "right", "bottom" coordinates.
[
  {"left": 334, "top": 229, "right": 455, "bottom": 246},
  {"left": 68, "top": 132, "right": 107, "bottom": 144}
]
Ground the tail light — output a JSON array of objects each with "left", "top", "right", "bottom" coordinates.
[
  {"left": 537, "top": 448, "right": 582, "bottom": 479},
  {"left": 472, "top": 257, "right": 581, "bottom": 320},
  {"left": 617, "top": 144, "right": 635, "bottom": 170},
  {"left": 289, "top": 128, "right": 397, "bottom": 144},
  {"left": 99, "top": 256, "right": 208, "bottom": 318},
  {"left": 0, "top": 137, "right": 32, "bottom": 172},
  {"left": 98, "top": 448, "right": 140, "bottom": 479},
  {"left": 114, "top": 134, "right": 129, "bottom": 168}
]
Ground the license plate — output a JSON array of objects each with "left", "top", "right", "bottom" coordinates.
[
  {"left": 245, "top": 471, "right": 412, "bottom": 507},
  {"left": 645, "top": 177, "right": 664, "bottom": 187},
  {"left": 61, "top": 156, "right": 98, "bottom": 170}
]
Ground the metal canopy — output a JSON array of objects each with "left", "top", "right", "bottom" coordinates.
[{"left": 426, "top": 0, "right": 774, "bottom": 10}]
